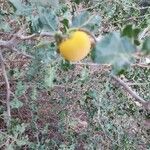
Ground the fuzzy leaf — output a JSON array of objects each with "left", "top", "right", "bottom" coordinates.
[
  {"left": 142, "top": 37, "right": 150, "bottom": 54},
  {"left": 72, "top": 11, "right": 101, "bottom": 32},
  {"left": 92, "top": 32, "right": 136, "bottom": 74},
  {"left": 121, "top": 24, "right": 141, "bottom": 46},
  {"left": 10, "top": 98, "right": 23, "bottom": 109},
  {"left": 29, "top": 8, "right": 58, "bottom": 32}
]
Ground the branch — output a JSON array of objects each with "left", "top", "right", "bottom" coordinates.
[
  {"left": 11, "top": 47, "right": 34, "bottom": 59},
  {"left": 72, "top": 62, "right": 150, "bottom": 110},
  {"left": 40, "top": 31, "right": 55, "bottom": 37},
  {"left": 0, "top": 40, "right": 33, "bottom": 59},
  {"left": 139, "top": 26, "right": 150, "bottom": 40},
  {"left": 0, "top": 51, "right": 11, "bottom": 126},
  {"left": 17, "top": 33, "right": 37, "bottom": 40},
  {"left": 0, "top": 29, "right": 55, "bottom": 59},
  {"left": 111, "top": 75, "right": 150, "bottom": 110},
  {"left": 0, "top": 39, "right": 16, "bottom": 48},
  {"left": 71, "top": 62, "right": 150, "bottom": 69},
  {"left": 0, "top": 31, "right": 55, "bottom": 39}
]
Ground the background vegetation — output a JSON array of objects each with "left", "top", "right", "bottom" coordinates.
[{"left": 0, "top": 0, "right": 150, "bottom": 149}]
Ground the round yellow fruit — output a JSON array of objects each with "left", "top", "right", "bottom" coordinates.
[{"left": 58, "top": 31, "right": 91, "bottom": 61}]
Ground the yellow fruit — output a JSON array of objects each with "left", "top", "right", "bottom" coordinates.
[{"left": 58, "top": 31, "right": 91, "bottom": 61}]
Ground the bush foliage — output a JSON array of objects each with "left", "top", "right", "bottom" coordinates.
[{"left": 0, "top": 0, "right": 150, "bottom": 149}]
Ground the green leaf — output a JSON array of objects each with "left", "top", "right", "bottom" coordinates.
[
  {"left": 74, "top": 0, "right": 84, "bottom": 4},
  {"left": 30, "top": 86, "right": 37, "bottom": 101},
  {"left": 6, "top": 144, "right": 14, "bottom": 150},
  {"left": 80, "top": 67, "right": 89, "bottom": 82},
  {"left": 92, "top": 32, "right": 136, "bottom": 74},
  {"left": 30, "top": 7, "right": 58, "bottom": 32},
  {"left": 34, "top": 44, "right": 57, "bottom": 64},
  {"left": 16, "top": 139, "right": 28, "bottom": 146},
  {"left": 44, "top": 66, "right": 56, "bottom": 88},
  {"left": 27, "top": 42, "right": 57, "bottom": 83},
  {"left": 121, "top": 24, "right": 141, "bottom": 46},
  {"left": 72, "top": 11, "right": 101, "bottom": 32},
  {"left": 38, "top": 8, "right": 58, "bottom": 31},
  {"left": 0, "top": 17, "right": 11, "bottom": 31},
  {"left": 133, "top": 28, "right": 141, "bottom": 39},
  {"left": 31, "top": 0, "right": 59, "bottom": 8},
  {"left": 10, "top": 98, "right": 23, "bottom": 109},
  {"left": 29, "top": 15, "right": 41, "bottom": 33},
  {"left": 122, "top": 24, "right": 133, "bottom": 38},
  {"left": 142, "top": 37, "right": 150, "bottom": 54},
  {"left": 61, "top": 18, "right": 69, "bottom": 29},
  {"left": 9, "top": 0, "right": 23, "bottom": 11},
  {"left": 14, "top": 123, "right": 27, "bottom": 134},
  {"left": 60, "top": 60, "right": 75, "bottom": 71},
  {"left": 9, "top": 0, "right": 32, "bottom": 16},
  {"left": 72, "top": 11, "right": 89, "bottom": 27},
  {"left": 15, "top": 81, "right": 26, "bottom": 97}
]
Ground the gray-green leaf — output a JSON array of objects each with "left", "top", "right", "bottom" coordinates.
[
  {"left": 72, "top": 11, "right": 101, "bottom": 32},
  {"left": 92, "top": 32, "right": 136, "bottom": 74},
  {"left": 10, "top": 98, "right": 23, "bottom": 109},
  {"left": 142, "top": 37, "right": 150, "bottom": 54}
]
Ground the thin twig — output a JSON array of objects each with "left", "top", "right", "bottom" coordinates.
[
  {"left": 72, "top": 62, "right": 150, "bottom": 110},
  {"left": 0, "top": 29, "right": 55, "bottom": 59},
  {"left": 71, "top": 62, "right": 150, "bottom": 68},
  {"left": 112, "top": 14, "right": 150, "bottom": 24},
  {"left": 17, "top": 33, "right": 37, "bottom": 40},
  {"left": 40, "top": 31, "right": 55, "bottom": 37},
  {"left": 0, "top": 39, "right": 33, "bottom": 59},
  {"left": 78, "top": 3, "right": 100, "bottom": 12},
  {"left": 0, "top": 31, "right": 55, "bottom": 39},
  {"left": 0, "top": 39, "right": 16, "bottom": 48},
  {"left": 11, "top": 47, "right": 34, "bottom": 59},
  {"left": 111, "top": 75, "right": 149, "bottom": 109},
  {"left": 0, "top": 51, "right": 11, "bottom": 126},
  {"left": 71, "top": 62, "right": 111, "bottom": 67},
  {"left": 127, "top": 82, "right": 150, "bottom": 86},
  {"left": 139, "top": 26, "right": 150, "bottom": 40}
]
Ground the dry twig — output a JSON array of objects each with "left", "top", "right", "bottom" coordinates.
[
  {"left": 111, "top": 75, "right": 150, "bottom": 110},
  {"left": 72, "top": 62, "right": 150, "bottom": 110},
  {"left": 0, "top": 31, "right": 55, "bottom": 39},
  {"left": 0, "top": 51, "right": 11, "bottom": 126},
  {"left": 0, "top": 28, "right": 55, "bottom": 59}
]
